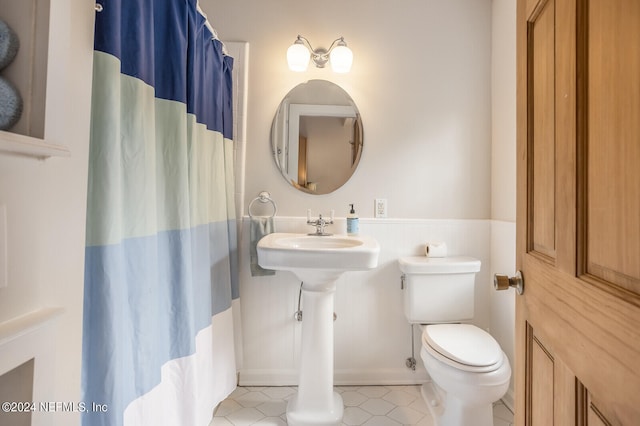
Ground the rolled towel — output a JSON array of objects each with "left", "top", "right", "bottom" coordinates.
[
  {"left": 250, "top": 216, "right": 276, "bottom": 276},
  {"left": 0, "top": 19, "right": 19, "bottom": 71},
  {"left": 0, "top": 77, "right": 22, "bottom": 130},
  {"left": 425, "top": 241, "right": 447, "bottom": 258}
]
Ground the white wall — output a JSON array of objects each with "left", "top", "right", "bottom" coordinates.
[
  {"left": 0, "top": 1, "right": 94, "bottom": 424},
  {"left": 207, "top": 0, "right": 493, "bottom": 220},
  {"left": 491, "top": 0, "right": 517, "bottom": 223},
  {"left": 490, "top": 0, "right": 517, "bottom": 409}
]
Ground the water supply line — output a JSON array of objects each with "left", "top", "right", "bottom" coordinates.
[
  {"left": 406, "top": 324, "right": 417, "bottom": 370},
  {"left": 402, "top": 274, "right": 417, "bottom": 370}
]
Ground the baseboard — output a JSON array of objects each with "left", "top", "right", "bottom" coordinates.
[
  {"left": 334, "top": 368, "right": 429, "bottom": 385},
  {"left": 238, "top": 368, "right": 429, "bottom": 387},
  {"left": 238, "top": 369, "right": 298, "bottom": 386},
  {"left": 501, "top": 386, "right": 515, "bottom": 413}
]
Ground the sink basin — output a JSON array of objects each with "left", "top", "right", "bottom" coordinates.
[
  {"left": 273, "top": 235, "right": 363, "bottom": 249},
  {"left": 257, "top": 233, "right": 380, "bottom": 272}
]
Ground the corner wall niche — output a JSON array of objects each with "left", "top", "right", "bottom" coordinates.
[
  {"left": 0, "top": 359, "right": 34, "bottom": 426},
  {"left": 0, "top": 0, "right": 71, "bottom": 158},
  {"left": 0, "top": 308, "right": 63, "bottom": 426}
]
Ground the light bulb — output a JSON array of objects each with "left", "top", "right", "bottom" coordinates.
[
  {"left": 330, "top": 44, "right": 353, "bottom": 73},
  {"left": 287, "top": 42, "right": 310, "bottom": 72}
]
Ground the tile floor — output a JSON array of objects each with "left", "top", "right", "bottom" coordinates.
[{"left": 210, "top": 385, "right": 514, "bottom": 426}]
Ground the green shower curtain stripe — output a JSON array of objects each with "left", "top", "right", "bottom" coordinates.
[
  {"left": 87, "top": 52, "right": 231, "bottom": 248},
  {"left": 186, "top": 115, "right": 229, "bottom": 224}
]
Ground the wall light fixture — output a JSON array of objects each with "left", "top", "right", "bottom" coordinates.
[{"left": 287, "top": 35, "right": 353, "bottom": 73}]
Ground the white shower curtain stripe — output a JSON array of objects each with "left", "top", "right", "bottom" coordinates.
[{"left": 83, "top": 1, "right": 238, "bottom": 425}]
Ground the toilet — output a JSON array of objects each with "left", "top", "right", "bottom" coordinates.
[{"left": 398, "top": 256, "right": 511, "bottom": 426}]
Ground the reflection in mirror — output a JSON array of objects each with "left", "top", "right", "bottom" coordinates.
[{"left": 271, "top": 80, "right": 363, "bottom": 194}]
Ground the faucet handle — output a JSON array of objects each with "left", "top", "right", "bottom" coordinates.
[
  {"left": 306, "top": 210, "right": 333, "bottom": 225},
  {"left": 306, "top": 211, "right": 333, "bottom": 236}
]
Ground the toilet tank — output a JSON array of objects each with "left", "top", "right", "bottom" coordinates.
[{"left": 398, "top": 256, "right": 481, "bottom": 324}]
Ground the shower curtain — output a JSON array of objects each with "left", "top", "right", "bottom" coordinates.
[{"left": 82, "top": 1, "right": 238, "bottom": 425}]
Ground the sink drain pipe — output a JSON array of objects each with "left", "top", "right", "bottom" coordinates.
[
  {"left": 294, "top": 282, "right": 304, "bottom": 321},
  {"left": 294, "top": 282, "right": 337, "bottom": 322}
]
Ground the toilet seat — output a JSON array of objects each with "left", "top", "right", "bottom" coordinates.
[{"left": 423, "top": 324, "right": 504, "bottom": 373}]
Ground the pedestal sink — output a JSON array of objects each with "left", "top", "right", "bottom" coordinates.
[{"left": 257, "top": 233, "right": 380, "bottom": 426}]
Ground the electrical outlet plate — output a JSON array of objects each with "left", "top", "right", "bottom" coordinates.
[{"left": 375, "top": 198, "right": 387, "bottom": 218}]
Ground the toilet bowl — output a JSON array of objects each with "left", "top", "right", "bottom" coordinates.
[
  {"left": 397, "top": 256, "right": 511, "bottom": 426},
  {"left": 420, "top": 324, "right": 511, "bottom": 426}
]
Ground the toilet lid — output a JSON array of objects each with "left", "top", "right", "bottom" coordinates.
[{"left": 423, "top": 324, "right": 502, "bottom": 368}]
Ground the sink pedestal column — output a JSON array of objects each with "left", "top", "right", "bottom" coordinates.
[{"left": 286, "top": 274, "right": 343, "bottom": 426}]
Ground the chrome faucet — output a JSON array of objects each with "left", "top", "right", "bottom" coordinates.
[{"left": 307, "top": 212, "right": 334, "bottom": 236}]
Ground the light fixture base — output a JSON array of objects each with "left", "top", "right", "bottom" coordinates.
[{"left": 311, "top": 48, "right": 329, "bottom": 68}]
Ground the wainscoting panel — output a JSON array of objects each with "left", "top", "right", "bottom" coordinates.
[{"left": 238, "top": 217, "right": 492, "bottom": 386}]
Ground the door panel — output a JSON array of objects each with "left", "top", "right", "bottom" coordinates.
[
  {"left": 516, "top": 0, "right": 640, "bottom": 425},
  {"left": 529, "top": 0, "right": 556, "bottom": 260},
  {"left": 584, "top": 0, "right": 640, "bottom": 293},
  {"left": 529, "top": 330, "right": 554, "bottom": 426},
  {"left": 587, "top": 408, "right": 610, "bottom": 426}
]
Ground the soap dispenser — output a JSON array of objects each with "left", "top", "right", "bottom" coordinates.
[{"left": 347, "top": 204, "right": 359, "bottom": 236}]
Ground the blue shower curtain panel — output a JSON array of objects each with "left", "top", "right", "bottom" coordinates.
[{"left": 83, "top": 1, "right": 238, "bottom": 425}]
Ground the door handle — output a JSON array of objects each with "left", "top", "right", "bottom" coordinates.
[{"left": 494, "top": 271, "right": 524, "bottom": 295}]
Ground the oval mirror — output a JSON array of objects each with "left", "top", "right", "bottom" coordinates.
[{"left": 271, "top": 80, "right": 363, "bottom": 194}]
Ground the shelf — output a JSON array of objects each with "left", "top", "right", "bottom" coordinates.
[
  {"left": 0, "top": 130, "right": 70, "bottom": 159},
  {"left": 0, "top": 0, "right": 71, "bottom": 160},
  {"left": 0, "top": 307, "right": 65, "bottom": 348}
]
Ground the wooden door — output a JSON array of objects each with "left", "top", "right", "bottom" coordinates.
[
  {"left": 298, "top": 135, "right": 307, "bottom": 187},
  {"left": 516, "top": 0, "right": 640, "bottom": 424}
]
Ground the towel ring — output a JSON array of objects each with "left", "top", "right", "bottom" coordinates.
[{"left": 249, "top": 191, "right": 277, "bottom": 218}]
